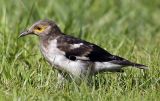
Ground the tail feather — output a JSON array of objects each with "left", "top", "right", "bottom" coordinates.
[
  {"left": 110, "top": 60, "right": 148, "bottom": 70},
  {"left": 130, "top": 63, "right": 148, "bottom": 69}
]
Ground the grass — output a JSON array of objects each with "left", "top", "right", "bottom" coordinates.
[{"left": 0, "top": 0, "right": 160, "bottom": 100}]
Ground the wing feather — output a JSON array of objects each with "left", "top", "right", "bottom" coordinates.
[{"left": 57, "top": 35, "right": 116, "bottom": 62}]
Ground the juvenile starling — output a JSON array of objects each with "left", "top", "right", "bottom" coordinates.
[{"left": 20, "top": 20, "right": 148, "bottom": 81}]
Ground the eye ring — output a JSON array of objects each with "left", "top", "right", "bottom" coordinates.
[
  {"left": 36, "top": 26, "right": 42, "bottom": 30},
  {"left": 34, "top": 26, "right": 42, "bottom": 31}
]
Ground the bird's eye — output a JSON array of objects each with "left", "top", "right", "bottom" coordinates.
[
  {"left": 34, "top": 25, "right": 47, "bottom": 33},
  {"left": 36, "top": 26, "right": 42, "bottom": 30}
]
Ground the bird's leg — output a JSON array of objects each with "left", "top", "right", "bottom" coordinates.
[
  {"left": 57, "top": 73, "right": 65, "bottom": 83},
  {"left": 56, "top": 72, "right": 66, "bottom": 88}
]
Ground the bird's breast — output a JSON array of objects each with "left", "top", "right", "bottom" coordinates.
[
  {"left": 40, "top": 39, "right": 92, "bottom": 76},
  {"left": 40, "top": 39, "right": 65, "bottom": 65}
]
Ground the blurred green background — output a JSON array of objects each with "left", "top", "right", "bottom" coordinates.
[{"left": 0, "top": 0, "right": 159, "bottom": 101}]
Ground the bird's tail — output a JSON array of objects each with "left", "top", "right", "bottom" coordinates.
[
  {"left": 127, "top": 62, "right": 148, "bottom": 69},
  {"left": 110, "top": 60, "right": 148, "bottom": 70}
]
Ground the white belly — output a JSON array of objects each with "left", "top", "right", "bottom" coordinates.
[
  {"left": 47, "top": 54, "right": 91, "bottom": 76},
  {"left": 40, "top": 39, "right": 92, "bottom": 77}
]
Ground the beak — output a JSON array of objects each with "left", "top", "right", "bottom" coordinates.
[{"left": 19, "top": 30, "right": 33, "bottom": 38}]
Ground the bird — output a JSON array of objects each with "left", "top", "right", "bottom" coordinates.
[{"left": 19, "top": 19, "right": 148, "bottom": 82}]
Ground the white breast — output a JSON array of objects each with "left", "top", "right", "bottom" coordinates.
[{"left": 40, "top": 39, "right": 91, "bottom": 77}]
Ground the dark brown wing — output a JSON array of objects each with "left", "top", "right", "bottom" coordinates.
[{"left": 56, "top": 35, "right": 123, "bottom": 62}]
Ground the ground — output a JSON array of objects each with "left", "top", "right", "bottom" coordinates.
[{"left": 0, "top": 0, "right": 159, "bottom": 101}]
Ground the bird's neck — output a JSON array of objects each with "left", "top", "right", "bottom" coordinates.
[{"left": 40, "top": 33, "right": 62, "bottom": 49}]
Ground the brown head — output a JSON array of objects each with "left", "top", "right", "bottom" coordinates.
[{"left": 19, "top": 20, "right": 61, "bottom": 38}]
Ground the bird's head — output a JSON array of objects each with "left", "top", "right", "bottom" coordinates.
[{"left": 19, "top": 19, "right": 61, "bottom": 38}]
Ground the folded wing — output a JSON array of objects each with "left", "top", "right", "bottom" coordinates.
[{"left": 56, "top": 35, "right": 148, "bottom": 69}]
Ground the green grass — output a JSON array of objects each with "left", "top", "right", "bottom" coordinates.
[{"left": 0, "top": 0, "right": 160, "bottom": 100}]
